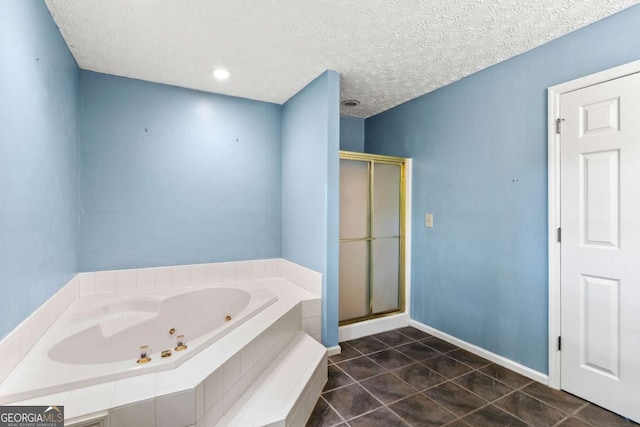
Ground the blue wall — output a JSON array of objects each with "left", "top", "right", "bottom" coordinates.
[
  {"left": 0, "top": 2, "right": 341, "bottom": 345},
  {"left": 282, "top": 71, "right": 340, "bottom": 346},
  {"left": 79, "top": 71, "right": 282, "bottom": 271},
  {"left": 365, "top": 5, "right": 640, "bottom": 373},
  {"left": 340, "top": 116, "right": 365, "bottom": 152},
  {"left": 0, "top": 1, "right": 80, "bottom": 338}
]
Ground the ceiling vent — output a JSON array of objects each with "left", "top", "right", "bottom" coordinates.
[{"left": 341, "top": 100, "right": 360, "bottom": 107}]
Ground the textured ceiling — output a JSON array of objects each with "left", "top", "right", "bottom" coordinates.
[{"left": 45, "top": 0, "right": 638, "bottom": 118}]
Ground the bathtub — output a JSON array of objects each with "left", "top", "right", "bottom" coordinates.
[{"left": 0, "top": 283, "right": 277, "bottom": 403}]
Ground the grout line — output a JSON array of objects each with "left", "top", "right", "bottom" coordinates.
[
  {"left": 337, "top": 368, "right": 475, "bottom": 425},
  {"left": 451, "top": 368, "right": 515, "bottom": 395},
  {"left": 455, "top": 401, "right": 536, "bottom": 426},
  {"left": 395, "top": 330, "right": 433, "bottom": 342},
  {"left": 490, "top": 390, "right": 538, "bottom": 426},
  {"left": 337, "top": 400, "right": 385, "bottom": 423},
  {"left": 427, "top": 352, "right": 482, "bottom": 372},
  {"left": 334, "top": 344, "right": 463, "bottom": 424},
  {"left": 451, "top": 372, "right": 516, "bottom": 405},
  {"left": 455, "top": 402, "right": 493, "bottom": 423},
  {"left": 321, "top": 381, "right": 355, "bottom": 395},
  {"left": 383, "top": 392, "right": 439, "bottom": 427},
  {"left": 360, "top": 378, "right": 420, "bottom": 407},
  {"left": 426, "top": 377, "right": 492, "bottom": 406},
  {"left": 385, "top": 408, "right": 418, "bottom": 426},
  {"left": 386, "top": 364, "right": 437, "bottom": 392},
  {"left": 319, "top": 395, "right": 348, "bottom": 426},
  {"left": 327, "top": 339, "right": 433, "bottom": 425},
  {"left": 552, "top": 415, "right": 572, "bottom": 427},
  {"left": 320, "top": 328, "right": 628, "bottom": 427},
  {"left": 462, "top": 379, "right": 587, "bottom": 427},
  {"left": 567, "top": 400, "right": 590, "bottom": 418},
  {"left": 417, "top": 391, "right": 465, "bottom": 420},
  {"left": 492, "top": 403, "right": 536, "bottom": 426},
  {"left": 550, "top": 401, "right": 594, "bottom": 427},
  {"left": 322, "top": 364, "right": 376, "bottom": 395},
  {"left": 419, "top": 362, "right": 478, "bottom": 383},
  {"left": 354, "top": 379, "right": 388, "bottom": 408},
  {"left": 518, "top": 387, "right": 590, "bottom": 418}
]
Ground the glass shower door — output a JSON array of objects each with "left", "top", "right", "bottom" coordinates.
[
  {"left": 339, "top": 159, "right": 370, "bottom": 321},
  {"left": 371, "top": 162, "right": 402, "bottom": 314},
  {"left": 339, "top": 152, "right": 405, "bottom": 325}
]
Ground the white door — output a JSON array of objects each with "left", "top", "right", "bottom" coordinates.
[{"left": 560, "top": 72, "right": 640, "bottom": 422}]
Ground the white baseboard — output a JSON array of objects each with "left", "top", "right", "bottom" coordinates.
[
  {"left": 326, "top": 345, "right": 341, "bottom": 357},
  {"left": 339, "top": 313, "right": 410, "bottom": 342},
  {"left": 410, "top": 320, "right": 549, "bottom": 385}
]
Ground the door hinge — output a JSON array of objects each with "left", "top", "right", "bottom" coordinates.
[
  {"left": 558, "top": 336, "right": 562, "bottom": 351},
  {"left": 556, "top": 118, "right": 565, "bottom": 134},
  {"left": 557, "top": 227, "right": 561, "bottom": 243}
]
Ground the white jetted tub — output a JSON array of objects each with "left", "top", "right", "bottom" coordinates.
[{"left": 0, "top": 283, "right": 277, "bottom": 403}]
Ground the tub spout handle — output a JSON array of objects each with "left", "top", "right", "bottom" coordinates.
[
  {"left": 137, "top": 345, "right": 152, "bottom": 364},
  {"left": 175, "top": 334, "right": 188, "bottom": 351}
]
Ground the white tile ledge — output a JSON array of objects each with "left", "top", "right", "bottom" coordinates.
[{"left": 214, "top": 332, "right": 327, "bottom": 427}]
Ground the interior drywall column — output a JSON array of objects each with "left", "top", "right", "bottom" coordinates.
[
  {"left": 326, "top": 75, "right": 340, "bottom": 348},
  {"left": 0, "top": 1, "right": 80, "bottom": 338},
  {"left": 364, "top": 4, "right": 640, "bottom": 373},
  {"left": 282, "top": 71, "right": 340, "bottom": 347}
]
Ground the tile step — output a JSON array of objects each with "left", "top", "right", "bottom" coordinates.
[{"left": 213, "top": 332, "right": 327, "bottom": 427}]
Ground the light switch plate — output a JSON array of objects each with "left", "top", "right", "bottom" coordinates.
[{"left": 425, "top": 214, "right": 433, "bottom": 228}]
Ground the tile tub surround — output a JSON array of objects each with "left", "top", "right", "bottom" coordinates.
[
  {"left": 307, "top": 327, "right": 638, "bottom": 427},
  {"left": 6, "top": 278, "right": 318, "bottom": 426},
  {"left": 0, "top": 284, "right": 280, "bottom": 402},
  {"left": 0, "top": 258, "right": 322, "bottom": 386},
  {"left": 0, "top": 275, "right": 81, "bottom": 385},
  {"left": 0, "top": 259, "right": 324, "bottom": 426},
  {"left": 76, "top": 258, "right": 321, "bottom": 298}
]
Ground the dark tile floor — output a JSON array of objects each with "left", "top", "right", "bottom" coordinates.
[{"left": 306, "top": 327, "right": 638, "bottom": 427}]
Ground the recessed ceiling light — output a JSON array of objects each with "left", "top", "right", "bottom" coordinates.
[
  {"left": 212, "top": 68, "right": 230, "bottom": 80},
  {"left": 341, "top": 100, "right": 360, "bottom": 107}
]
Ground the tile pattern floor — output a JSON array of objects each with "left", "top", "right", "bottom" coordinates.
[{"left": 306, "top": 327, "right": 638, "bottom": 427}]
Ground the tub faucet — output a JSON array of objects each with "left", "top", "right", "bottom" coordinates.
[
  {"left": 175, "top": 334, "right": 188, "bottom": 351},
  {"left": 137, "top": 345, "right": 151, "bottom": 364}
]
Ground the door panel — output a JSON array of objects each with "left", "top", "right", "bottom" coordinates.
[
  {"left": 372, "top": 163, "right": 401, "bottom": 237},
  {"left": 580, "top": 150, "right": 619, "bottom": 247},
  {"left": 339, "top": 160, "right": 369, "bottom": 240},
  {"left": 371, "top": 237, "right": 400, "bottom": 314},
  {"left": 338, "top": 240, "right": 369, "bottom": 322},
  {"left": 580, "top": 275, "right": 620, "bottom": 378},
  {"left": 579, "top": 97, "right": 620, "bottom": 137},
  {"left": 560, "top": 72, "right": 640, "bottom": 422}
]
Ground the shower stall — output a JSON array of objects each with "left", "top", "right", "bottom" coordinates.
[{"left": 339, "top": 151, "right": 407, "bottom": 325}]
